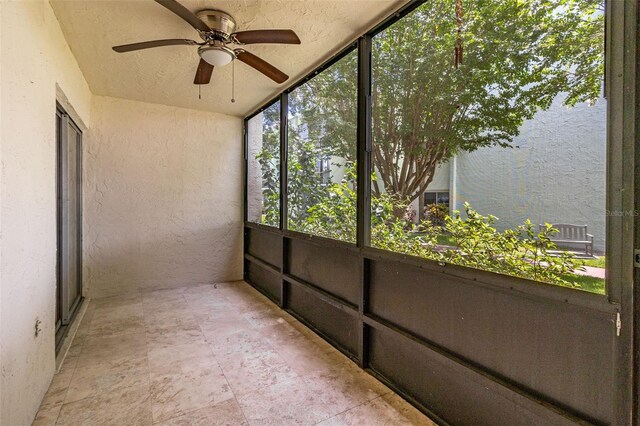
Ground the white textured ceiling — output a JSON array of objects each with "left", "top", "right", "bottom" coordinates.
[{"left": 50, "top": 0, "right": 407, "bottom": 117}]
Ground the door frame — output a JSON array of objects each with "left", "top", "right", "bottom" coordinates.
[{"left": 55, "top": 102, "right": 84, "bottom": 349}]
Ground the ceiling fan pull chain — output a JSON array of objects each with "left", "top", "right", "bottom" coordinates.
[
  {"left": 199, "top": 84, "right": 201, "bottom": 100},
  {"left": 231, "top": 60, "right": 236, "bottom": 103}
]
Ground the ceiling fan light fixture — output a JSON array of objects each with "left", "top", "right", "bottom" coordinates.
[{"left": 199, "top": 46, "right": 235, "bottom": 67}]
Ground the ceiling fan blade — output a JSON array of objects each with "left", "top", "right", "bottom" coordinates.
[
  {"left": 194, "top": 59, "right": 214, "bottom": 85},
  {"left": 236, "top": 50, "right": 288, "bottom": 83},
  {"left": 113, "top": 39, "right": 198, "bottom": 53},
  {"left": 154, "top": 0, "right": 211, "bottom": 33},
  {"left": 232, "top": 30, "right": 300, "bottom": 45}
]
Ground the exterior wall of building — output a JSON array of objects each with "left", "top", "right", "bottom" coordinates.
[
  {"left": 0, "top": 1, "right": 92, "bottom": 424},
  {"left": 452, "top": 97, "right": 607, "bottom": 252},
  {"left": 84, "top": 96, "right": 243, "bottom": 299},
  {"left": 416, "top": 161, "right": 451, "bottom": 220}
]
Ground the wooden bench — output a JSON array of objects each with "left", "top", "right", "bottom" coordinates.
[{"left": 539, "top": 223, "right": 594, "bottom": 256}]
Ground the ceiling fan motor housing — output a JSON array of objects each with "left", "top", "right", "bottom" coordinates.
[{"left": 196, "top": 9, "right": 236, "bottom": 40}]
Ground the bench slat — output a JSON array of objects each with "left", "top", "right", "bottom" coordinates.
[{"left": 539, "top": 223, "right": 593, "bottom": 255}]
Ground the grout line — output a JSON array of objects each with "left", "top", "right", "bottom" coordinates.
[{"left": 234, "top": 395, "right": 253, "bottom": 426}]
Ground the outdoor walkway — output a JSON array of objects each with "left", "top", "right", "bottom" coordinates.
[
  {"left": 34, "top": 282, "right": 434, "bottom": 425},
  {"left": 575, "top": 266, "right": 606, "bottom": 279}
]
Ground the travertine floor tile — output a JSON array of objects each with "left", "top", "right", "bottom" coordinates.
[
  {"left": 32, "top": 402, "right": 62, "bottom": 426},
  {"left": 237, "top": 377, "right": 333, "bottom": 425},
  {"left": 142, "top": 287, "right": 186, "bottom": 304},
  {"left": 56, "top": 384, "right": 152, "bottom": 426},
  {"left": 381, "top": 393, "right": 437, "bottom": 425},
  {"left": 149, "top": 365, "right": 233, "bottom": 422},
  {"left": 144, "top": 315, "right": 206, "bottom": 351},
  {"left": 190, "top": 303, "right": 240, "bottom": 323},
  {"left": 77, "top": 331, "right": 147, "bottom": 368},
  {"left": 91, "top": 293, "right": 142, "bottom": 309},
  {"left": 155, "top": 398, "right": 249, "bottom": 426},
  {"left": 207, "top": 328, "right": 273, "bottom": 359},
  {"left": 183, "top": 284, "right": 229, "bottom": 309},
  {"left": 58, "top": 353, "right": 79, "bottom": 374},
  {"left": 303, "top": 364, "right": 392, "bottom": 415},
  {"left": 73, "top": 307, "right": 95, "bottom": 339},
  {"left": 199, "top": 314, "right": 255, "bottom": 342},
  {"left": 88, "top": 303, "right": 145, "bottom": 337},
  {"left": 242, "top": 306, "right": 290, "bottom": 329},
  {"left": 273, "top": 334, "right": 349, "bottom": 376},
  {"left": 217, "top": 349, "right": 298, "bottom": 396},
  {"left": 39, "top": 367, "right": 74, "bottom": 409},
  {"left": 36, "top": 282, "right": 434, "bottom": 426},
  {"left": 317, "top": 394, "right": 435, "bottom": 425},
  {"left": 65, "top": 336, "right": 84, "bottom": 359},
  {"left": 91, "top": 302, "right": 143, "bottom": 322},
  {"left": 65, "top": 355, "right": 149, "bottom": 403},
  {"left": 218, "top": 286, "right": 268, "bottom": 311},
  {"left": 259, "top": 321, "right": 307, "bottom": 346}
]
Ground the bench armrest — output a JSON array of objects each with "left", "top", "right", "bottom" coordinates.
[{"left": 587, "top": 233, "right": 594, "bottom": 242}]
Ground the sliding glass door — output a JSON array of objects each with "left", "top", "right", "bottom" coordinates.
[{"left": 55, "top": 104, "right": 83, "bottom": 347}]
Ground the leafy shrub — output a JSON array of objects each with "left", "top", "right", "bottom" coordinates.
[
  {"left": 301, "top": 178, "right": 357, "bottom": 242},
  {"left": 439, "top": 204, "right": 580, "bottom": 286},
  {"left": 297, "top": 178, "right": 581, "bottom": 288}
]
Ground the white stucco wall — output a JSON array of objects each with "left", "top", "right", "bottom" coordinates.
[
  {"left": 426, "top": 161, "right": 451, "bottom": 193},
  {"left": 453, "top": 97, "right": 607, "bottom": 252},
  {"left": 85, "top": 96, "right": 243, "bottom": 299},
  {"left": 411, "top": 161, "right": 451, "bottom": 220},
  {"left": 0, "top": 1, "right": 92, "bottom": 424}
]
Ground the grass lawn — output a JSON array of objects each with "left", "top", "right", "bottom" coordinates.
[
  {"left": 564, "top": 274, "right": 605, "bottom": 294},
  {"left": 436, "top": 234, "right": 456, "bottom": 246},
  {"left": 409, "top": 232, "right": 456, "bottom": 246},
  {"left": 580, "top": 256, "right": 606, "bottom": 269}
]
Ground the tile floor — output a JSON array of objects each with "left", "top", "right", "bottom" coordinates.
[{"left": 34, "top": 281, "right": 435, "bottom": 426}]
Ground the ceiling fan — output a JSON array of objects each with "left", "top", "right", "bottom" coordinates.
[{"left": 112, "top": 0, "right": 300, "bottom": 85}]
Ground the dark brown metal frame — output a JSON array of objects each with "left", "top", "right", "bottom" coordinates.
[{"left": 243, "top": 1, "right": 638, "bottom": 424}]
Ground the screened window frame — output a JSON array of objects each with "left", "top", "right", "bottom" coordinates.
[
  {"left": 244, "top": 98, "right": 283, "bottom": 229},
  {"left": 243, "top": 0, "right": 631, "bottom": 309},
  {"left": 284, "top": 46, "right": 359, "bottom": 242}
]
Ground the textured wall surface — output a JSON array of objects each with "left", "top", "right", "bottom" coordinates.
[
  {"left": 425, "top": 161, "right": 451, "bottom": 193},
  {"left": 85, "top": 96, "right": 243, "bottom": 298},
  {"left": 453, "top": 97, "right": 607, "bottom": 252},
  {"left": 0, "top": 1, "right": 92, "bottom": 424}
]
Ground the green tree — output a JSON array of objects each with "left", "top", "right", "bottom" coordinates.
[
  {"left": 299, "top": 0, "right": 604, "bottom": 212},
  {"left": 255, "top": 103, "right": 280, "bottom": 227},
  {"left": 285, "top": 50, "right": 358, "bottom": 235},
  {"left": 256, "top": 0, "right": 604, "bottom": 243}
]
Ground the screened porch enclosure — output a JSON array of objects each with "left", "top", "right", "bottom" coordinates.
[
  {"left": 243, "top": 0, "right": 638, "bottom": 424},
  {"left": 10, "top": 0, "right": 637, "bottom": 424}
]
